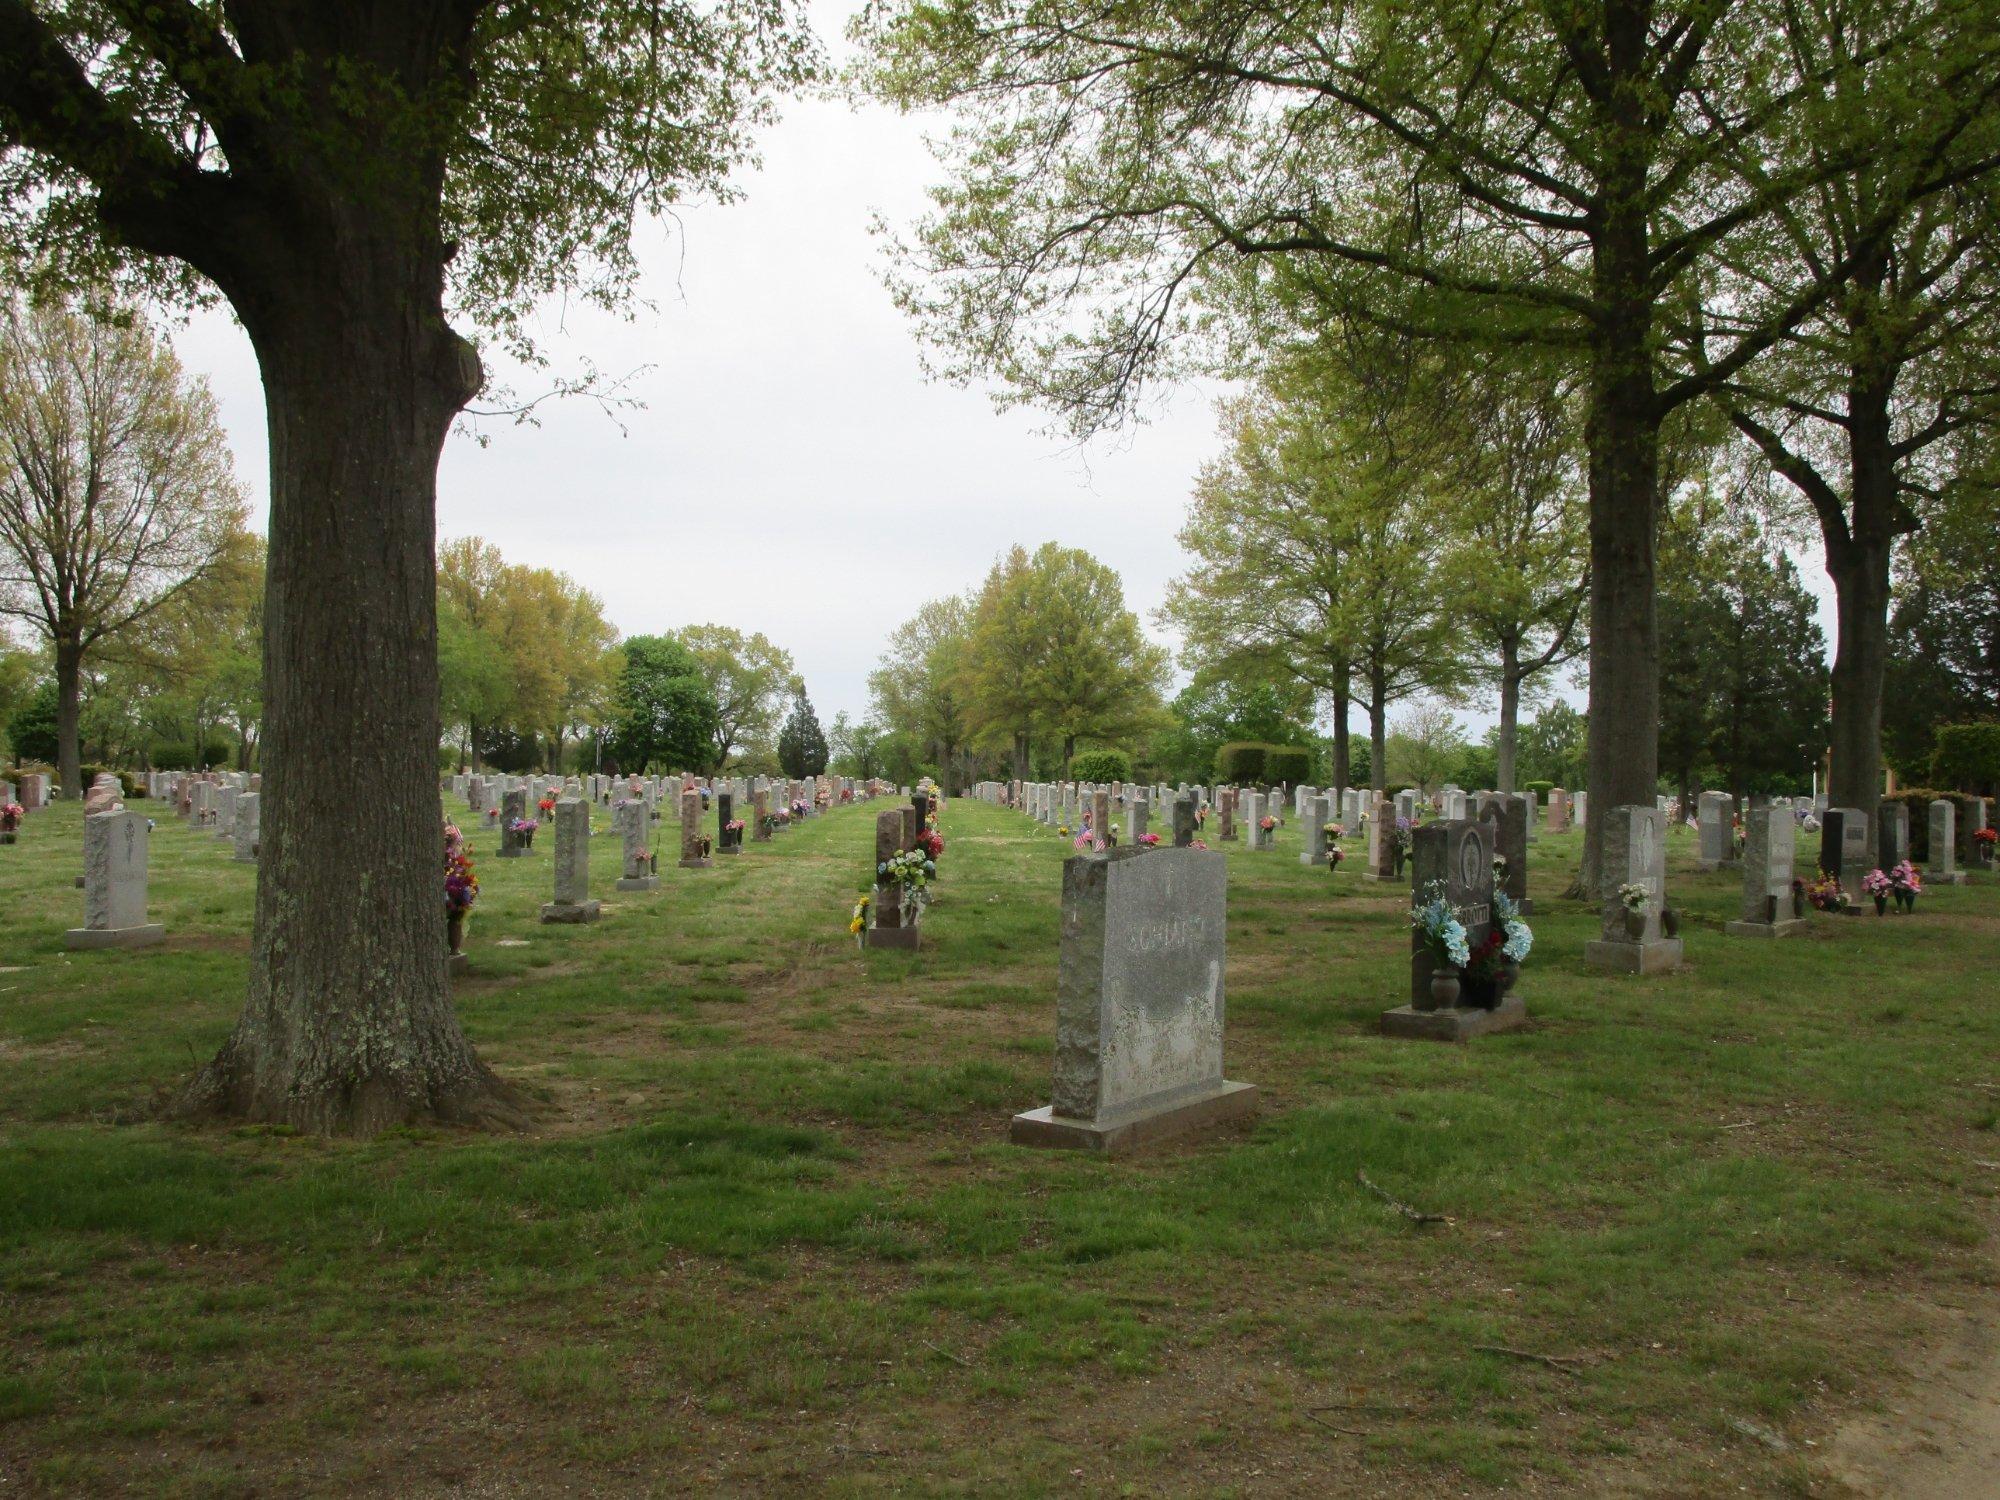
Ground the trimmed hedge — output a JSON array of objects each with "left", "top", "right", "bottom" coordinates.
[
  {"left": 1215, "top": 741, "right": 1314, "bottom": 786},
  {"left": 1215, "top": 742, "right": 1268, "bottom": 784},
  {"left": 1266, "top": 746, "right": 1312, "bottom": 785},
  {"left": 1069, "top": 749, "right": 1133, "bottom": 785},
  {"left": 1524, "top": 779, "right": 1556, "bottom": 799}
]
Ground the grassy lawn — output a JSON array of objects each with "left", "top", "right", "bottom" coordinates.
[{"left": 2, "top": 794, "right": 1997, "bottom": 1495}]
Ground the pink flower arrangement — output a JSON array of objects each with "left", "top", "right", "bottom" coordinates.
[
  {"left": 0, "top": 802, "right": 21, "bottom": 831},
  {"left": 444, "top": 822, "right": 478, "bottom": 915},
  {"left": 1861, "top": 868, "right": 1892, "bottom": 897},
  {"left": 1138, "top": 832, "right": 1161, "bottom": 846},
  {"left": 1891, "top": 861, "right": 1923, "bottom": 893}
]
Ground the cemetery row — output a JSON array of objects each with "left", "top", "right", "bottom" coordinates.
[
  {"left": 12, "top": 762, "right": 1993, "bottom": 1165},
  {"left": 963, "top": 774, "right": 1994, "bottom": 1154},
  {"left": 11, "top": 767, "right": 918, "bottom": 961}
]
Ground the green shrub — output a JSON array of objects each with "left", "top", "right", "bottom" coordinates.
[
  {"left": 1524, "top": 778, "right": 1556, "bottom": 799},
  {"left": 1214, "top": 742, "right": 1269, "bottom": 784},
  {"left": 7, "top": 682, "right": 57, "bottom": 764},
  {"left": 1265, "top": 745, "right": 1313, "bottom": 785},
  {"left": 1069, "top": 749, "right": 1133, "bottom": 784},
  {"left": 1932, "top": 722, "right": 2000, "bottom": 794}
]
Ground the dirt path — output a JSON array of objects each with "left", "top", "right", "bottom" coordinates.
[{"left": 1820, "top": 1290, "right": 2000, "bottom": 1497}]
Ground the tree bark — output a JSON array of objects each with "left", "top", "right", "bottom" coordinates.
[
  {"left": 1823, "top": 365, "right": 1902, "bottom": 861},
  {"left": 1576, "top": 94, "right": 1663, "bottom": 902},
  {"left": 1496, "top": 634, "right": 1521, "bottom": 794},
  {"left": 182, "top": 231, "right": 524, "bottom": 1135},
  {"left": 1367, "top": 670, "right": 1387, "bottom": 791},
  {"left": 53, "top": 633, "right": 83, "bottom": 797},
  {"left": 1330, "top": 669, "right": 1351, "bottom": 792}
]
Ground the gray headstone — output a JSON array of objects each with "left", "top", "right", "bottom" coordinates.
[
  {"left": 1012, "top": 845, "right": 1254, "bottom": 1149},
  {"left": 541, "top": 798, "right": 600, "bottom": 922},
  {"left": 65, "top": 809, "right": 164, "bottom": 948}
]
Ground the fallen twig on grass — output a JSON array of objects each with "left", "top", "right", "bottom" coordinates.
[
  {"left": 922, "top": 1339, "right": 970, "bottom": 1367},
  {"left": 1304, "top": 1410, "right": 1367, "bottom": 1436},
  {"left": 1472, "top": 1344, "right": 1591, "bottom": 1374},
  {"left": 1357, "top": 1169, "right": 1448, "bottom": 1225}
]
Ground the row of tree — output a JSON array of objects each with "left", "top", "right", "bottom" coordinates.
[
  {"left": 0, "top": 299, "right": 257, "bottom": 786},
  {"left": 857, "top": 0, "right": 2000, "bottom": 889},
  {"left": 866, "top": 542, "right": 1170, "bottom": 794}
]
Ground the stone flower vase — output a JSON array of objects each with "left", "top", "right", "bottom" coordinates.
[
  {"left": 1873, "top": 893, "right": 1888, "bottom": 917},
  {"left": 1897, "top": 888, "right": 1917, "bottom": 914},
  {"left": 1792, "top": 887, "right": 1807, "bottom": 919},
  {"left": 447, "top": 909, "right": 467, "bottom": 956},
  {"left": 1429, "top": 965, "right": 1461, "bottom": 1009},
  {"left": 1623, "top": 907, "right": 1647, "bottom": 941},
  {"left": 1499, "top": 958, "right": 1520, "bottom": 995},
  {"left": 1764, "top": 894, "right": 1779, "bottom": 924},
  {"left": 1661, "top": 908, "right": 1681, "bottom": 939}
]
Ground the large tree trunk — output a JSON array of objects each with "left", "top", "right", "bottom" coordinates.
[
  {"left": 1496, "top": 635, "right": 1522, "bottom": 794},
  {"left": 183, "top": 233, "right": 523, "bottom": 1135},
  {"left": 1331, "top": 669, "right": 1351, "bottom": 792},
  {"left": 53, "top": 633, "right": 83, "bottom": 798},
  {"left": 1823, "top": 364, "right": 1902, "bottom": 855},
  {"left": 1576, "top": 140, "right": 1663, "bottom": 902},
  {"left": 1367, "top": 671, "right": 1387, "bottom": 791}
]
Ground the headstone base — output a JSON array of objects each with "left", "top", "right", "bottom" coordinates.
[
  {"left": 540, "top": 900, "right": 601, "bottom": 925},
  {"left": 64, "top": 924, "right": 165, "bottom": 951},
  {"left": 718, "top": 846, "right": 741, "bottom": 856},
  {"left": 678, "top": 857, "right": 712, "bottom": 870},
  {"left": 615, "top": 875, "right": 659, "bottom": 892},
  {"left": 1930, "top": 872, "right": 1970, "bottom": 886},
  {"left": 864, "top": 923, "right": 919, "bottom": 951},
  {"left": 1697, "top": 858, "right": 1740, "bottom": 874},
  {"left": 1380, "top": 995, "right": 1527, "bottom": 1042},
  {"left": 1724, "top": 918, "right": 1808, "bottom": 940},
  {"left": 448, "top": 953, "right": 468, "bottom": 977},
  {"left": 496, "top": 847, "right": 529, "bottom": 859},
  {"left": 1584, "top": 937, "right": 1683, "bottom": 974},
  {"left": 233, "top": 848, "right": 256, "bottom": 864},
  {"left": 1011, "top": 1081, "right": 1258, "bottom": 1155}
]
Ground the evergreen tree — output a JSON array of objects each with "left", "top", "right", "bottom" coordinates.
[{"left": 778, "top": 688, "right": 829, "bottom": 778}]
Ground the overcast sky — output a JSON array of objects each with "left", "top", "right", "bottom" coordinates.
[
  {"left": 166, "top": 1, "right": 1835, "bottom": 743},
  {"left": 170, "top": 5, "right": 1223, "bottom": 736}
]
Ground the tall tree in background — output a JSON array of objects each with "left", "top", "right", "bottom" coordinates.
[
  {"left": 0, "top": 299, "right": 244, "bottom": 795},
  {"left": 606, "top": 634, "right": 718, "bottom": 775},
  {"left": 1658, "top": 502, "right": 1829, "bottom": 811},
  {"left": 676, "top": 624, "right": 798, "bottom": 771},
  {"left": 1441, "top": 357, "right": 1588, "bottom": 792},
  {"left": 1018, "top": 544, "right": 1169, "bottom": 776},
  {"left": 858, "top": 0, "right": 1992, "bottom": 890},
  {"left": 1148, "top": 677, "right": 1316, "bottom": 786},
  {"left": 869, "top": 595, "right": 973, "bottom": 794},
  {"left": 1163, "top": 340, "right": 1468, "bottom": 790},
  {"left": 1694, "top": 0, "right": 2000, "bottom": 843},
  {"left": 97, "top": 527, "right": 266, "bottom": 769},
  {"left": 0, "top": 0, "right": 818, "bottom": 1131},
  {"left": 777, "top": 686, "right": 828, "bottom": 778},
  {"left": 1882, "top": 437, "right": 2000, "bottom": 777},
  {"left": 960, "top": 547, "right": 1045, "bottom": 778}
]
